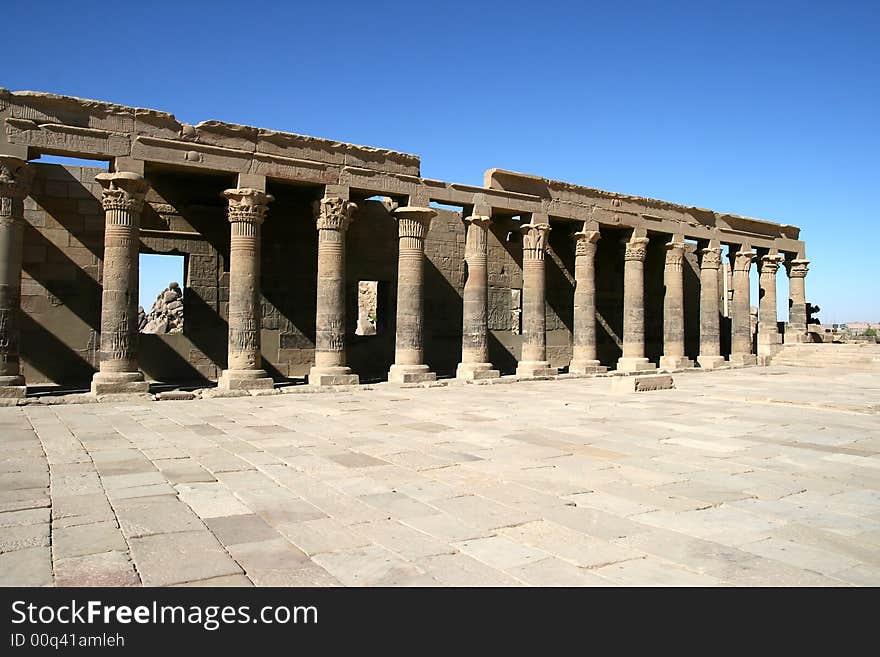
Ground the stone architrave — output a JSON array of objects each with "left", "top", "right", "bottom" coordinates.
[
  {"left": 659, "top": 240, "right": 694, "bottom": 370},
  {"left": 757, "top": 253, "right": 783, "bottom": 357},
  {"left": 217, "top": 188, "right": 275, "bottom": 391},
  {"left": 785, "top": 259, "right": 810, "bottom": 343},
  {"left": 617, "top": 235, "right": 656, "bottom": 373},
  {"left": 516, "top": 221, "right": 558, "bottom": 378},
  {"left": 569, "top": 229, "right": 606, "bottom": 374},
  {"left": 729, "top": 247, "right": 757, "bottom": 366},
  {"left": 0, "top": 157, "right": 33, "bottom": 399},
  {"left": 697, "top": 244, "right": 726, "bottom": 369},
  {"left": 388, "top": 206, "right": 437, "bottom": 383},
  {"left": 310, "top": 195, "right": 359, "bottom": 387},
  {"left": 456, "top": 211, "right": 500, "bottom": 381},
  {"left": 91, "top": 172, "right": 151, "bottom": 395}
]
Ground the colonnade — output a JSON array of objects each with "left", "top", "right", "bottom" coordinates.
[{"left": 0, "top": 166, "right": 812, "bottom": 395}]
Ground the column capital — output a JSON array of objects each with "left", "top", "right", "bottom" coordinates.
[
  {"left": 394, "top": 206, "right": 436, "bottom": 240},
  {"left": 788, "top": 259, "right": 810, "bottom": 278},
  {"left": 521, "top": 222, "right": 551, "bottom": 260},
  {"left": 0, "top": 156, "right": 33, "bottom": 202},
  {"left": 96, "top": 171, "right": 150, "bottom": 214},
  {"left": 732, "top": 249, "right": 756, "bottom": 272},
  {"left": 223, "top": 188, "right": 274, "bottom": 224},
  {"left": 700, "top": 246, "right": 722, "bottom": 270},
  {"left": 573, "top": 230, "right": 600, "bottom": 256},
  {"left": 664, "top": 241, "right": 685, "bottom": 270},
  {"left": 313, "top": 195, "right": 356, "bottom": 232},
  {"left": 760, "top": 253, "right": 784, "bottom": 275},
  {"left": 464, "top": 213, "right": 491, "bottom": 229},
  {"left": 624, "top": 236, "right": 649, "bottom": 262}
]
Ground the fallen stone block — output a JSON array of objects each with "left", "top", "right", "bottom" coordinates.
[{"left": 611, "top": 374, "right": 674, "bottom": 393}]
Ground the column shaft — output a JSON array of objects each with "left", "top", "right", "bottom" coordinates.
[
  {"left": 218, "top": 188, "right": 274, "bottom": 391},
  {"left": 786, "top": 259, "right": 810, "bottom": 343},
  {"left": 310, "top": 196, "right": 358, "bottom": 386},
  {"left": 617, "top": 236, "right": 655, "bottom": 372},
  {"left": 0, "top": 157, "right": 32, "bottom": 398},
  {"left": 729, "top": 249, "right": 757, "bottom": 365},
  {"left": 758, "top": 254, "right": 783, "bottom": 357},
  {"left": 388, "top": 206, "right": 437, "bottom": 383},
  {"left": 516, "top": 222, "right": 557, "bottom": 378},
  {"left": 91, "top": 172, "right": 150, "bottom": 395},
  {"left": 456, "top": 214, "right": 499, "bottom": 380},
  {"left": 698, "top": 246, "right": 726, "bottom": 369},
  {"left": 569, "top": 230, "right": 605, "bottom": 374},
  {"left": 659, "top": 241, "right": 693, "bottom": 369}
]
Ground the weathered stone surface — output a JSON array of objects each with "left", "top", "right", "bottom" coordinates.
[{"left": 611, "top": 373, "right": 674, "bottom": 393}]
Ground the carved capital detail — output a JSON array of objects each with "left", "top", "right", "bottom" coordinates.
[
  {"left": 573, "top": 230, "right": 600, "bottom": 257},
  {"left": 521, "top": 222, "right": 551, "bottom": 260},
  {"left": 788, "top": 258, "right": 810, "bottom": 278},
  {"left": 664, "top": 241, "right": 685, "bottom": 271},
  {"left": 96, "top": 172, "right": 150, "bottom": 214},
  {"left": 760, "top": 254, "right": 783, "bottom": 276},
  {"left": 0, "top": 156, "right": 32, "bottom": 203},
  {"left": 624, "top": 237, "right": 649, "bottom": 262},
  {"left": 394, "top": 206, "right": 436, "bottom": 242},
  {"left": 313, "top": 196, "right": 356, "bottom": 232},
  {"left": 700, "top": 247, "right": 722, "bottom": 270},
  {"left": 464, "top": 214, "right": 490, "bottom": 257},
  {"left": 223, "top": 188, "right": 274, "bottom": 225},
  {"left": 732, "top": 249, "right": 756, "bottom": 273}
]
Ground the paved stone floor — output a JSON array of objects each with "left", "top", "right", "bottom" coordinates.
[{"left": 1, "top": 365, "right": 878, "bottom": 587}]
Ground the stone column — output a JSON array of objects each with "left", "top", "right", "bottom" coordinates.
[
  {"left": 90, "top": 172, "right": 150, "bottom": 395},
  {"left": 516, "top": 221, "right": 557, "bottom": 378},
  {"left": 569, "top": 229, "right": 606, "bottom": 374},
  {"left": 0, "top": 157, "right": 33, "bottom": 399},
  {"left": 729, "top": 247, "right": 757, "bottom": 366},
  {"left": 785, "top": 259, "right": 810, "bottom": 343},
  {"left": 217, "top": 188, "right": 274, "bottom": 391},
  {"left": 659, "top": 240, "right": 693, "bottom": 369},
  {"left": 388, "top": 206, "right": 437, "bottom": 383},
  {"left": 697, "top": 244, "right": 725, "bottom": 369},
  {"left": 617, "top": 235, "right": 656, "bottom": 372},
  {"left": 309, "top": 195, "right": 359, "bottom": 387},
  {"left": 456, "top": 211, "right": 499, "bottom": 381},
  {"left": 757, "top": 253, "right": 783, "bottom": 358}
]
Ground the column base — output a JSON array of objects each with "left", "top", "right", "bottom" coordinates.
[
  {"left": 456, "top": 362, "right": 500, "bottom": 381},
  {"left": 217, "top": 369, "right": 274, "bottom": 391},
  {"left": 309, "top": 366, "right": 359, "bottom": 387},
  {"left": 659, "top": 355, "right": 694, "bottom": 370},
  {"left": 90, "top": 371, "right": 149, "bottom": 395},
  {"left": 784, "top": 325, "right": 809, "bottom": 344},
  {"left": 568, "top": 359, "right": 607, "bottom": 375},
  {"left": 516, "top": 361, "right": 558, "bottom": 379},
  {"left": 697, "top": 355, "right": 727, "bottom": 369},
  {"left": 757, "top": 336, "right": 783, "bottom": 358},
  {"left": 616, "top": 357, "right": 657, "bottom": 373},
  {"left": 728, "top": 353, "right": 757, "bottom": 367},
  {"left": 0, "top": 375, "right": 26, "bottom": 399},
  {"left": 388, "top": 364, "right": 436, "bottom": 384}
]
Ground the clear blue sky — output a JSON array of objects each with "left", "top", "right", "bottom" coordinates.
[{"left": 5, "top": 0, "right": 877, "bottom": 322}]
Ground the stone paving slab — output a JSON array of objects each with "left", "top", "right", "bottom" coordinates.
[{"left": 1, "top": 365, "right": 879, "bottom": 586}]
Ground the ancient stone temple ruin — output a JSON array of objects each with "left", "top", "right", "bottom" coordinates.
[{"left": 0, "top": 89, "right": 813, "bottom": 398}]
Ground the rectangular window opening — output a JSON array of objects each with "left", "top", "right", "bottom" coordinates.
[{"left": 139, "top": 253, "right": 186, "bottom": 334}]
